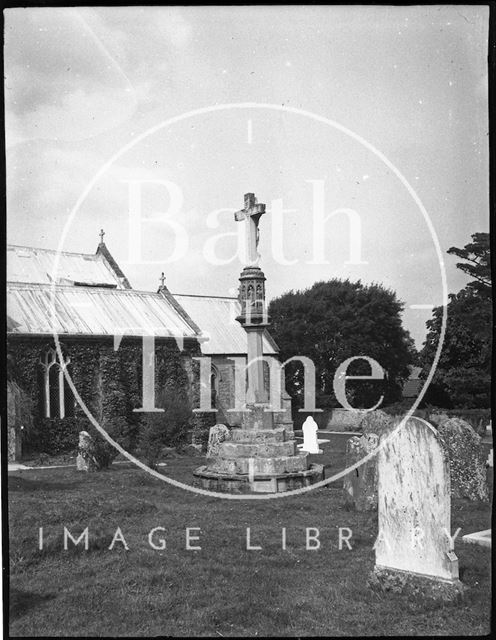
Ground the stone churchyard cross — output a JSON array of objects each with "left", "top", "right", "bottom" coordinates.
[
  {"left": 234, "top": 193, "right": 269, "bottom": 406},
  {"left": 193, "top": 191, "right": 324, "bottom": 493},
  {"left": 235, "top": 192, "right": 266, "bottom": 265}
]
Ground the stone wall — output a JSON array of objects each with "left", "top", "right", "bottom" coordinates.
[{"left": 293, "top": 407, "right": 367, "bottom": 431}]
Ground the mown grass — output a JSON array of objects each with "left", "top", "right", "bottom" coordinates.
[{"left": 8, "top": 436, "right": 492, "bottom": 636}]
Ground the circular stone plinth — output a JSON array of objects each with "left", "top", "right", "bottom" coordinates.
[{"left": 192, "top": 463, "right": 324, "bottom": 494}]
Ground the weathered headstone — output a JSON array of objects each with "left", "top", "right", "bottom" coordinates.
[
  {"left": 487, "top": 449, "right": 493, "bottom": 468},
  {"left": 437, "top": 417, "right": 488, "bottom": 501},
  {"left": 7, "top": 380, "right": 26, "bottom": 462},
  {"left": 483, "top": 420, "right": 492, "bottom": 468},
  {"left": 371, "top": 418, "right": 463, "bottom": 599},
  {"left": 76, "top": 431, "right": 99, "bottom": 472},
  {"left": 301, "top": 416, "right": 320, "bottom": 453},
  {"left": 206, "top": 424, "right": 230, "bottom": 458},
  {"left": 343, "top": 433, "right": 379, "bottom": 511}
]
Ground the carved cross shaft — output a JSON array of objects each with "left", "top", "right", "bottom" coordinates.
[{"left": 234, "top": 193, "right": 266, "bottom": 265}]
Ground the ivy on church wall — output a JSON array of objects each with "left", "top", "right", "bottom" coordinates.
[
  {"left": 7, "top": 336, "right": 214, "bottom": 457},
  {"left": 188, "top": 355, "right": 216, "bottom": 450}
]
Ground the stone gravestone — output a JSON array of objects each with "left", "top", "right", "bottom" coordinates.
[
  {"left": 343, "top": 433, "right": 379, "bottom": 511},
  {"left": 7, "top": 380, "right": 29, "bottom": 462},
  {"left": 206, "top": 424, "right": 230, "bottom": 458},
  {"left": 301, "top": 416, "right": 320, "bottom": 453},
  {"left": 437, "top": 418, "right": 488, "bottom": 501},
  {"left": 371, "top": 418, "right": 463, "bottom": 600},
  {"left": 7, "top": 381, "right": 21, "bottom": 462},
  {"left": 76, "top": 431, "right": 99, "bottom": 472},
  {"left": 481, "top": 419, "right": 492, "bottom": 468}
]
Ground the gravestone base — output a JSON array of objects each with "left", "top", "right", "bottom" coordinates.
[{"left": 368, "top": 567, "right": 467, "bottom": 604}]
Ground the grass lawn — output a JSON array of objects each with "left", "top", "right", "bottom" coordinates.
[{"left": 8, "top": 435, "right": 492, "bottom": 637}]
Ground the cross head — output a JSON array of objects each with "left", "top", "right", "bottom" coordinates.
[
  {"left": 234, "top": 193, "right": 266, "bottom": 265},
  {"left": 234, "top": 193, "right": 266, "bottom": 222}
]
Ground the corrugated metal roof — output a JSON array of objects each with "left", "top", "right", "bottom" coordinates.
[
  {"left": 173, "top": 294, "right": 278, "bottom": 355},
  {"left": 7, "top": 283, "right": 199, "bottom": 338},
  {"left": 7, "top": 245, "right": 123, "bottom": 288}
]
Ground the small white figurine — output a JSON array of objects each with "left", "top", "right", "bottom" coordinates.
[{"left": 301, "top": 416, "right": 320, "bottom": 454}]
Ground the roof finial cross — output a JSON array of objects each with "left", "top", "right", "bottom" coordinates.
[
  {"left": 99, "top": 229, "right": 105, "bottom": 244},
  {"left": 159, "top": 272, "right": 166, "bottom": 288}
]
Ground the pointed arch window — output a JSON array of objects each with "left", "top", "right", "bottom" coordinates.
[
  {"left": 211, "top": 364, "right": 220, "bottom": 409},
  {"left": 39, "top": 348, "right": 74, "bottom": 419}
]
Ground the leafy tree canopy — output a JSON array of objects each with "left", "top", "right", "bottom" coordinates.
[
  {"left": 447, "top": 232, "right": 491, "bottom": 295},
  {"left": 421, "top": 232, "right": 491, "bottom": 408},
  {"left": 268, "top": 279, "right": 415, "bottom": 410}
]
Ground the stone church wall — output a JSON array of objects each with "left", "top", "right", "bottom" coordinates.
[{"left": 7, "top": 336, "right": 210, "bottom": 459}]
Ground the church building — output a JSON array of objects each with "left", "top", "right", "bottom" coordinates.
[{"left": 6, "top": 235, "right": 282, "bottom": 461}]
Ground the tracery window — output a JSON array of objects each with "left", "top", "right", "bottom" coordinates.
[
  {"left": 39, "top": 348, "right": 75, "bottom": 419},
  {"left": 211, "top": 365, "right": 220, "bottom": 408}
]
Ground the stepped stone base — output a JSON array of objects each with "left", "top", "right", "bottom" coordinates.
[
  {"left": 193, "top": 462, "right": 324, "bottom": 493},
  {"left": 193, "top": 404, "right": 324, "bottom": 493},
  {"left": 207, "top": 451, "right": 309, "bottom": 475}
]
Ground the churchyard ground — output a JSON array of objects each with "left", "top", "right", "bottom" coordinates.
[{"left": 8, "top": 435, "right": 492, "bottom": 636}]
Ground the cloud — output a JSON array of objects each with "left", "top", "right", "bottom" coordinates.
[
  {"left": 4, "top": 5, "right": 489, "bottom": 352},
  {"left": 83, "top": 7, "right": 193, "bottom": 53},
  {"left": 4, "top": 8, "right": 138, "bottom": 144}
]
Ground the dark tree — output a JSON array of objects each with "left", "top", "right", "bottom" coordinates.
[
  {"left": 268, "top": 279, "right": 415, "bottom": 410},
  {"left": 447, "top": 232, "right": 491, "bottom": 294},
  {"left": 421, "top": 232, "right": 491, "bottom": 408}
]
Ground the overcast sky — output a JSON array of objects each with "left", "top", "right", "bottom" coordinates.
[{"left": 5, "top": 5, "right": 489, "bottom": 348}]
